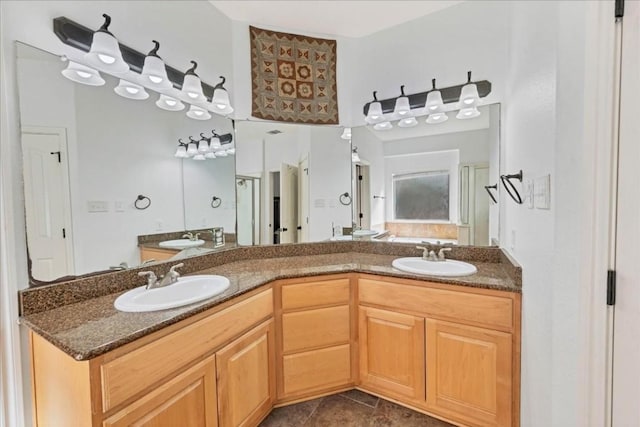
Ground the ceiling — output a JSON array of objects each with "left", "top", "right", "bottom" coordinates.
[{"left": 209, "top": 1, "right": 463, "bottom": 38}]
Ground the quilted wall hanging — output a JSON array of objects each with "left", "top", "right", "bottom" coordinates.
[{"left": 250, "top": 26, "right": 339, "bottom": 124}]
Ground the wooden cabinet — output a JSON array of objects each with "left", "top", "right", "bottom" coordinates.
[
  {"left": 358, "top": 306, "right": 425, "bottom": 402},
  {"left": 276, "top": 276, "right": 356, "bottom": 401},
  {"left": 139, "top": 246, "right": 178, "bottom": 263},
  {"left": 426, "top": 319, "right": 512, "bottom": 427},
  {"left": 104, "top": 355, "right": 218, "bottom": 427},
  {"left": 216, "top": 319, "right": 276, "bottom": 427}
]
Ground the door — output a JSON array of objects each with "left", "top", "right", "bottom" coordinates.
[
  {"left": 425, "top": 319, "right": 512, "bottom": 427},
  {"left": 358, "top": 306, "right": 425, "bottom": 402},
  {"left": 216, "top": 320, "right": 275, "bottom": 427},
  {"left": 473, "top": 166, "right": 490, "bottom": 245},
  {"left": 279, "top": 163, "right": 298, "bottom": 244},
  {"left": 354, "top": 164, "right": 371, "bottom": 230},
  {"left": 104, "top": 355, "right": 218, "bottom": 427},
  {"left": 612, "top": 1, "right": 640, "bottom": 424},
  {"left": 298, "top": 157, "right": 309, "bottom": 242},
  {"left": 236, "top": 177, "right": 256, "bottom": 246},
  {"left": 21, "top": 127, "right": 74, "bottom": 280}
]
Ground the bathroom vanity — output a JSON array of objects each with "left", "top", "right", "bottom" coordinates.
[{"left": 21, "top": 243, "right": 521, "bottom": 427}]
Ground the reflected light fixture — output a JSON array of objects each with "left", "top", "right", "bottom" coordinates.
[
  {"left": 215, "top": 150, "right": 228, "bottom": 157},
  {"left": 425, "top": 79, "right": 444, "bottom": 113},
  {"left": 61, "top": 60, "right": 105, "bottom": 86},
  {"left": 210, "top": 76, "right": 234, "bottom": 114},
  {"left": 341, "top": 127, "right": 352, "bottom": 140},
  {"left": 193, "top": 153, "right": 206, "bottom": 161},
  {"left": 186, "top": 104, "right": 211, "bottom": 120},
  {"left": 456, "top": 107, "right": 481, "bottom": 119},
  {"left": 84, "top": 14, "right": 129, "bottom": 73},
  {"left": 352, "top": 147, "right": 361, "bottom": 163},
  {"left": 197, "top": 138, "right": 210, "bottom": 153},
  {"left": 365, "top": 91, "right": 383, "bottom": 123},
  {"left": 225, "top": 147, "right": 236, "bottom": 155},
  {"left": 459, "top": 71, "right": 480, "bottom": 107},
  {"left": 373, "top": 121, "right": 393, "bottom": 131},
  {"left": 156, "top": 94, "right": 185, "bottom": 111},
  {"left": 141, "top": 40, "right": 172, "bottom": 90},
  {"left": 174, "top": 140, "right": 188, "bottom": 158},
  {"left": 426, "top": 112, "right": 449, "bottom": 124},
  {"left": 393, "top": 85, "right": 411, "bottom": 117},
  {"left": 114, "top": 79, "right": 149, "bottom": 100},
  {"left": 181, "top": 61, "right": 205, "bottom": 102},
  {"left": 398, "top": 117, "right": 418, "bottom": 128},
  {"left": 186, "top": 141, "right": 198, "bottom": 156},
  {"left": 204, "top": 152, "right": 217, "bottom": 159}
]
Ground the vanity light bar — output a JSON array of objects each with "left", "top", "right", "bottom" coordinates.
[
  {"left": 53, "top": 16, "right": 220, "bottom": 101},
  {"left": 362, "top": 79, "right": 491, "bottom": 117}
]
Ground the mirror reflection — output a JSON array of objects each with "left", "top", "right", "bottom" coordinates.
[
  {"left": 16, "top": 42, "right": 236, "bottom": 282},
  {"left": 234, "top": 121, "right": 352, "bottom": 245},
  {"left": 351, "top": 104, "right": 500, "bottom": 246}
]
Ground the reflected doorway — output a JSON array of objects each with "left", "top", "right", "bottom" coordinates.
[{"left": 236, "top": 176, "right": 260, "bottom": 246}]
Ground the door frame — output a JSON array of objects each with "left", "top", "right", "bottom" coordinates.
[{"left": 21, "top": 125, "right": 75, "bottom": 277}]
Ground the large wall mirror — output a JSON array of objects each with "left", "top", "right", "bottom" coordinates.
[
  {"left": 234, "top": 121, "right": 352, "bottom": 245},
  {"left": 351, "top": 104, "right": 500, "bottom": 246},
  {"left": 16, "top": 41, "right": 236, "bottom": 282}
]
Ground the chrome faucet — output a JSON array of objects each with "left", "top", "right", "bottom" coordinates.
[
  {"left": 182, "top": 232, "right": 200, "bottom": 241},
  {"left": 138, "top": 263, "right": 184, "bottom": 289},
  {"left": 416, "top": 246, "right": 438, "bottom": 261},
  {"left": 437, "top": 247, "right": 452, "bottom": 261},
  {"left": 158, "top": 263, "right": 184, "bottom": 287}
]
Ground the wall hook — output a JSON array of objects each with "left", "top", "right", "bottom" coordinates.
[
  {"left": 339, "top": 192, "right": 352, "bottom": 206},
  {"left": 211, "top": 196, "right": 222, "bottom": 208},
  {"left": 484, "top": 183, "right": 498, "bottom": 204}
]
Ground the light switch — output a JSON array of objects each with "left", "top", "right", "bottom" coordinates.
[
  {"left": 524, "top": 179, "right": 534, "bottom": 209},
  {"left": 534, "top": 175, "right": 551, "bottom": 209},
  {"left": 87, "top": 201, "right": 109, "bottom": 213}
]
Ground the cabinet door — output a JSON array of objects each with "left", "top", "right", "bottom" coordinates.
[
  {"left": 216, "top": 319, "right": 275, "bottom": 427},
  {"left": 103, "top": 355, "right": 217, "bottom": 427},
  {"left": 426, "top": 319, "right": 512, "bottom": 426},
  {"left": 359, "top": 306, "right": 425, "bottom": 401}
]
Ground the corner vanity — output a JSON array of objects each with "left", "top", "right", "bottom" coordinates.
[{"left": 21, "top": 243, "right": 521, "bottom": 427}]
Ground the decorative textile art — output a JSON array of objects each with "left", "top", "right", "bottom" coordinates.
[{"left": 250, "top": 26, "right": 339, "bottom": 124}]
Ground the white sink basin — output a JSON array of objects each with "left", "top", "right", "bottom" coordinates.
[
  {"left": 114, "top": 275, "right": 230, "bottom": 312},
  {"left": 330, "top": 235, "right": 353, "bottom": 241},
  {"left": 392, "top": 257, "right": 477, "bottom": 277},
  {"left": 353, "top": 229, "right": 378, "bottom": 237},
  {"left": 158, "top": 239, "right": 205, "bottom": 249}
]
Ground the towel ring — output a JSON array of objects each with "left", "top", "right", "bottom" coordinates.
[
  {"left": 500, "top": 170, "right": 523, "bottom": 204},
  {"left": 484, "top": 184, "right": 498, "bottom": 204},
  {"left": 135, "top": 195, "right": 151, "bottom": 210},
  {"left": 211, "top": 196, "right": 222, "bottom": 208},
  {"left": 339, "top": 192, "right": 352, "bottom": 206}
]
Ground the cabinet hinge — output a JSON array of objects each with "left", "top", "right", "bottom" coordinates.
[
  {"left": 358, "top": 175, "right": 363, "bottom": 181},
  {"left": 615, "top": 0, "right": 624, "bottom": 18},
  {"left": 607, "top": 270, "right": 616, "bottom": 306},
  {"left": 62, "top": 228, "right": 66, "bottom": 239}
]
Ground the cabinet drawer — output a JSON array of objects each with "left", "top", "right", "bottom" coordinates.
[
  {"left": 359, "top": 278, "right": 514, "bottom": 331},
  {"left": 281, "top": 278, "right": 350, "bottom": 310},
  {"left": 282, "top": 305, "right": 350, "bottom": 353},
  {"left": 101, "top": 289, "right": 273, "bottom": 412},
  {"left": 283, "top": 344, "right": 352, "bottom": 396}
]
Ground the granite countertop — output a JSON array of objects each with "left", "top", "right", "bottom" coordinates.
[{"left": 20, "top": 252, "right": 519, "bottom": 361}]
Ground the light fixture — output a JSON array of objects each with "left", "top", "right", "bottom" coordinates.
[
  {"left": 340, "top": 127, "right": 352, "bottom": 140},
  {"left": 373, "top": 121, "right": 393, "bottom": 131},
  {"left": 156, "top": 94, "right": 185, "bottom": 111},
  {"left": 393, "top": 85, "right": 411, "bottom": 117},
  {"left": 456, "top": 107, "right": 481, "bottom": 119},
  {"left": 215, "top": 150, "right": 228, "bottom": 157},
  {"left": 174, "top": 141, "right": 188, "bottom": 158},
  {"left": 209, "top": 76, "right": 233, "bottom": 114},
  {"left": 225, "top": 146, "right": 236, "bottom": 155},
  {"left": 114, "top": 79, "right": 149, "bottom": 100},
  {"left": 61, "top": 60, "right": 105, "bottom": 86},
  {"left": 197, "top": 139, "right": 209, "bottom": 153},
  {"left": 365, "top": 91, "right": 383, "bottom": 123},
  {"left": 352, "top": 147, "right": 361, "bottom": 163},
  {"left": 181, "top": 61, "right": 205, "bottom": 102},
  {"left": 186, "top": 141, "right": 198, "bottom": 156},
  {"left": 398, "top": 117, "right": 418, "bottom": 128},
  {"left": 459, "top": 71, "right": 480, "bottom": 107},
  {"left": 186, "top": 105, "right": 211, "bottom": 120},
  {"left": 426, "top": 112, "right": 449, "bottom": 124},
  {"left": 205, "top": 152, "right": 217, "bottom": 159},
  {"left": 193, "top": 153, "right": 206, "bottom": 161},
  {"left": 141, "top": 40, "right": 172, "bottom": 90},
  {"left": 425, "top": 79, "right": 444, "bottom": 113},
  {"left": 84, "top": 14, "right": 129, "bottom": 74}
]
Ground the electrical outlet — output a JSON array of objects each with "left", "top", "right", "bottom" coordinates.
[
  {"left": 87, "top": 201, "right": 109, "bottom": 213},
  {"left": 535, "top": 175, "right": 551, "bottom": 209}
]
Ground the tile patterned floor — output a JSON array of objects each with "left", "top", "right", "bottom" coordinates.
[{"left": 260, "top": 390, "right": 456, "bottom": 427}]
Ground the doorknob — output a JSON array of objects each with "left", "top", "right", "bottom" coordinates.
[
  {"left": 281, "top": 228, "right": 288, "bottom": 232},
  {"left": 296, "top": 226, "right": 302, "bottom": 230}
]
